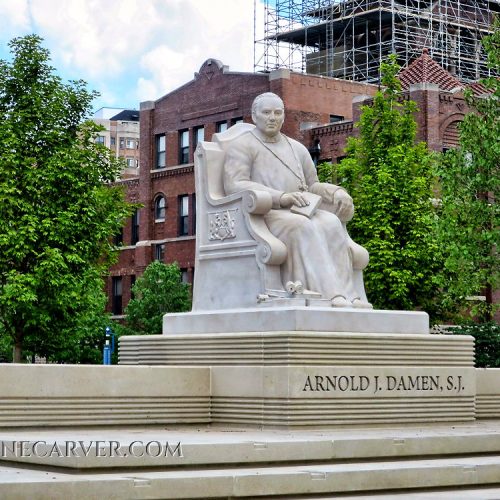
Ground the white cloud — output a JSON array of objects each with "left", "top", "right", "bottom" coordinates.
[
  {"left": 97, "top": 84, "right": 120, "bottom": 107},
  {"left": 27, "top": 0, "right": 164, "bottom": 78},
  {"left": 136, "top": 77, "right": 158, "bottom": 104},
  {"left": 137, "top": 44, "right": 196, "bottom": 102},
  {"left": 0, "top": 0, "right": 30, "bottom": 31},
  {"left": 0, "top": 0, "right": 268, "bottom": 107},
  {"left": 137, "top": 0, "right": 266, "bottom": 102}
]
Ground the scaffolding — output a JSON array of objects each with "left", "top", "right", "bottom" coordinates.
[{"left": 254, "top": 0, "right": 499, "bottom": 83}]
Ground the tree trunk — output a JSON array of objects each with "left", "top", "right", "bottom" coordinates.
[
  {"left": 13, "top": 330, "right": 23, "bottom": 363},
  {"left": 484, "top": 283, "right": 493, "bottom": 323}
]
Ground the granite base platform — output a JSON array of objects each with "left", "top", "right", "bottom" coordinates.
[
  {"left": 0, "top": 365, "right": 498, "bottom": 498},
  {"left": 119, "top": 306, "right": 477, "bottom": 426}
]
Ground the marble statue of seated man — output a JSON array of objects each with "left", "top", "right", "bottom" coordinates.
[{"left": 223, "top": 92, "right": 371, "bottom": 308}]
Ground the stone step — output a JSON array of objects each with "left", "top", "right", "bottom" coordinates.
[
  {"left": 1, "top": 422, "right": 500, "bottom": 498},
  {"left": 1, "top": 422, "right": 500, "bottom": 469},
  {"left": 1, "top": 454, "right": 500, "bottom": 499},
  {"left": 288, "top": 487, "right": 500, "bottom": 499}
]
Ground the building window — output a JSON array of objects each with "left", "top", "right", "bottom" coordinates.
[
  {"left": 155, "top": 195, "right": 166, "bottom": 221},
  {"left": 178, "top": 195, "right": 189, "bottom": 236},
  {"left": 110, "top": 136, "right": 116, "bottom": 146},
  {"left": 113, "top": 227, "right": 123, "bottom": 246},
  {"left": 180, "top": 268, "right": 189, "bottom": 283},
  {"left": 330, "top": 114, "right": 344, "bottom": 123},
  {"left": 126, "top": 138, "right": 135, "bottom": 149},
  {"left": 155, "top": 243, "right": 165, "bottom": 261},
  {"left": 309, "top": 139, "right": 321, "bottom": 166},
  {"left": 119, "top": 138, "right": 125, "bottom": 149},
  {"left": 231, "top": 117, "right": 244, "bottom": 125},
  {"left": 126, "top": 157, "right": 135, "bottom": 168},
  {"left": 191, "top": 194, "right": 196, "bottom": 235},
  {"left": 131, "top": 209, "right": 140, "bottom": 245},
  {"left": 216, "top": 121, "right": 228, "bottom": 133},
  {"left": 96, "top": 136, "right": 106, "bottom": 145},
  {"left": 179, "top": 129, "right": 189, "bottom": 164},
  {"left": 156, "top": 134, "right": 166, "bottom": 168},
  {"left": 193, "top": 126, "right": 204, "bottom": 149},
  {"left": 112, "top": 277, "right": 122, "bottom": 315}
]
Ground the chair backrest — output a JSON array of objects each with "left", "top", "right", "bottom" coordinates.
[
  {"left": 198, "top": 143, "right": 226, "bottom": 201},
  {"left": 212, "top": 122, "right": 255, "bottom": 147},
  {"left": 203, "top": 123, "right": 255, "bottom": 201}
]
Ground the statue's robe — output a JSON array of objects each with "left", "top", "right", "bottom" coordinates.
[{"left": 223, "top": 131, "right": 358, "bottom": 301}]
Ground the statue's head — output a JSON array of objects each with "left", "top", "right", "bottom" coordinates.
[{"left": 251, "top": 92, "right": 285, "bottom": 138}]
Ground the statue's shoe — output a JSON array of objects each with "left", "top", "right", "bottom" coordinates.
[
  {"left": 331, "top": 295, "right": 351, "bottom": 308},
  {"left": 352, "top": 297, "right": 373, "bottom": 309}
]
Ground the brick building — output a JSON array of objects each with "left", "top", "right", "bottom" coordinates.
[
  {"left": 106, "top": 59, "right": 380, "bottom": 315},
  {"left": 106, "top": 54, "right": 483, "bottom": 316},
  {"left": 311, "top": 49, "right": 485, "bottom": 164}
]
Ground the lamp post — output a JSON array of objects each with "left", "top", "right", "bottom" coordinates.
[{"left": 103, "top": 326, "right": 115, "bottom": 365}]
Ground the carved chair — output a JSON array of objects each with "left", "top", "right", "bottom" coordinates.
[{"left": 192, "top": 123, "right": 368, "bottom": 311}]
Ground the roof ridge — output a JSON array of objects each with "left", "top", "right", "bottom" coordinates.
[{"left": 398, "top": 49, "right": 463, "bottom": 91}]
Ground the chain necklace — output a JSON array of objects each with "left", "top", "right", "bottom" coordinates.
[{"left": 251, "top": 131, "right": 308, "bottom": 191}]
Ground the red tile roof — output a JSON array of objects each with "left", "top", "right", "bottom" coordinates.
[
  {"left": 398, "top": 49, "right": 463, "bottom": 91},
  {"left": 467, "top": 81, "right": 491, "bottom": 96}
]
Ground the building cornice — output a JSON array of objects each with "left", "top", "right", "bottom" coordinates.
[{"left": 151, "top": 164, "right": 194, "bottom": 179}]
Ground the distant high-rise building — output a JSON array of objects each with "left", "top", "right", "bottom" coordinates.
[
  {"left": 255, "top": 0, "right": 499, "bottom": 83},
  {"left": 93, "top": 108, "right": 140, "bottom": 179}
]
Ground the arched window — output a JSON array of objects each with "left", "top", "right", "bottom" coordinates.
[
  {"left": 443, "top": 120, "right": 461, "bottom": 149},
  {"left": 155, "top": 195, "right": 166, "bottom": 221}
]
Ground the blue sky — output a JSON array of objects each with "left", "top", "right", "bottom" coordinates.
[{"left": 0, "top": 0, "right": 268, "bottom": 113}]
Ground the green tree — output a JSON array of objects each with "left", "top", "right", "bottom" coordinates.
[
  {"left": 442, "top": 322, "right": 500, "bottom": 367},
  {"left": 21, "top": 274, "right": 110, "bottom": 364},
  {"left": 435, "top": 20, "right": 499, "bottom": 321},
  {"left": 0, "top": 35, "right": 133, "bottom": 362},
  {"left": 120, "top": 261, "right": 191, "bottom": 337},
  {"left": 320, "top": 55, "right": 441, "bottom": 314}
]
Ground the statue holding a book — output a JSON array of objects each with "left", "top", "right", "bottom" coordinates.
[{"left": 223, "top": 92, "right": 371, "bottom": 308}]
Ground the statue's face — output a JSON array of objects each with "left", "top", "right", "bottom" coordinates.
[{"left": 252, "top": 96, "right": 284, "bottom": 138}]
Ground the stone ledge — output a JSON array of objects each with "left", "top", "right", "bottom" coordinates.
[
  {"left": 163, "top": 307, "right": 429, "bottom": 335},
  {"left": 0, "top": 365, "right": 210, "bottom": 428},
  {"left": 119, "top": 331, "right": 473, "bottom": 367},
  {"left": 477, "top": 369, "right": 500, "bottom": 418}
]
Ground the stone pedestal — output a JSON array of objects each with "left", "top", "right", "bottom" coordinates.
[
  {"left": 119, "top": 307, "right": 476, "bottom": 427},
  {"left": 161, "top": 306, "right": 430, "bottom": 335}
]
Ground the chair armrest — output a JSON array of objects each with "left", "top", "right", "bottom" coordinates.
[
  {"left": 241, "top": 190, "right": 273, "bottom": 215},
  {"left": 241, "top": 190, "right": 286, "bottom": 265},
  {"left": 205, "top": 189, "right": 273, "bottom": 216}
]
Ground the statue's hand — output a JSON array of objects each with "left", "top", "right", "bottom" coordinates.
[
  {"left": 332, "top": 189, "right": 354, "bottom": 222},
  {"left": 279, "top": 192, "right": 310, "bottom": 208}
]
